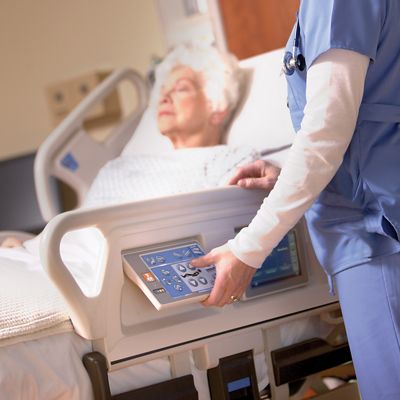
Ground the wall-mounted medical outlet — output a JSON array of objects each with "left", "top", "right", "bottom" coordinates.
[{"left": 46, "top": 71, "right": 121, "bottom": 127}]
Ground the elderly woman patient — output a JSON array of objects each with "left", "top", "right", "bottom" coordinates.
[{"left": 83, "top": 43, "right": 277, "bottom": 209}]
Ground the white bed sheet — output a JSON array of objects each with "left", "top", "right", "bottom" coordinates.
[
  {"left": 0, "top": 332, "right": 93, "bottom": 399},
  {"left": 0, "top": 330, "right": 176, "bottom": 399}
]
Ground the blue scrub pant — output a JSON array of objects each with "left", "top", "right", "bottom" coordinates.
[{"left": 334, "top": 253, "right": 400, "bottom": 400}]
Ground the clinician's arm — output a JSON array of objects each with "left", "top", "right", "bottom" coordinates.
[{"left": 192, "top": 48, "right": 370, "bottom": 306}]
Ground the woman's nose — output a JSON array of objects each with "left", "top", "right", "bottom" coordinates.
[{"left": 160, "top": 90, "right": 172, "bottom": 104}]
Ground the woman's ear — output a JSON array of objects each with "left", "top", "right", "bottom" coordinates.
[{"left": 210, "top": 108, "right": 228, "bottom": 127}]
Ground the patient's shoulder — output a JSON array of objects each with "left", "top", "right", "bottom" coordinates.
[{"left": 203, "top": 145, "right": 260, "bottom": 186}]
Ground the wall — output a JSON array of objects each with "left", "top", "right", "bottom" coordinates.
[{"left": 0, "top": 0, "right": 165, "bottom": 160}]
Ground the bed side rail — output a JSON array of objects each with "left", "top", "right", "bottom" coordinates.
[
  {"left": 35, "top": 68, "right": 149, "bottom": 222},
  {"left": 39, "top": 186, "right": 267, "bottom": 339}
]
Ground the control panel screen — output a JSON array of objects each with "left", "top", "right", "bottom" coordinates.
[
  {"left": 238, "top": 226, "right": 308, "bottom": 300},
  {"left": 251, "top": 231, "right": 299, "bottom": 288}
]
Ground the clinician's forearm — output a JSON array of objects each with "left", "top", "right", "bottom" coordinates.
[{"left": 228, "top": 49, "right": 370, "bottom": 268}]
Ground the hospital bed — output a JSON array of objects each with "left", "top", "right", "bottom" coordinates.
[{"left": 0, "top": 49, "right": 360, "bottom": 400}]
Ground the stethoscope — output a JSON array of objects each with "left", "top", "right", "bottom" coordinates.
[{"left": 282, "top": 16, "right": 306, "bottom": 75}]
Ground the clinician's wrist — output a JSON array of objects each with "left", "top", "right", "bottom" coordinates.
[{"left": 227, "top": 238, "right": 265, "bottom": 269}]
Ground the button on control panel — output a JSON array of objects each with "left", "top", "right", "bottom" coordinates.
[{"left": 122, "top": 239, "right": 216, "bottom": 310}]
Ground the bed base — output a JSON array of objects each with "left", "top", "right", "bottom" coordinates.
[
  {"left": 83, "top": 352, "right": 197, "bottom": 400},
  {"left": 83, "top": 328, "right": 356, "bottom": 400}
]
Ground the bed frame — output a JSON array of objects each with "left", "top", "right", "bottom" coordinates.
[{"left": 35, "top": 69, "right": 149, "bottom": 221}]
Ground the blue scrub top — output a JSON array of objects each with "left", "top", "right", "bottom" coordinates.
[{"left": 285, "top": 0, "right": 400, "bottom": 275}]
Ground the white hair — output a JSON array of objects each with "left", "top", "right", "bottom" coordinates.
[{"left": 150, "top": 43, "right": 242, "bottom": 122}]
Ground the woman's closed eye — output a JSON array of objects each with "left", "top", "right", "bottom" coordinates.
[
  {"left": 174, "top": 79, "right": 197, "bottom": 95},
  {"left": 175, "top": 83, "right": 191, "bottom": 92}
]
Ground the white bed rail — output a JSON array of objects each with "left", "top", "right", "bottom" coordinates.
[
  {"left": 40, "top": 186, "right": 336, "bottom": 371},
  {"left": 35, "top": 68, "right": 149, "bottom": 222},
  {"left": 39, "top": 186, "right": 264, "bottom": 339}
]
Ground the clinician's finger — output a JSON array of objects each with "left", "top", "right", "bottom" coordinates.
[
  {"left": 237, "top": 176, "right": 276, "bottom": 190},
  {"left": 190, "top": 252, "right": 215, "bottom": 268},
  {"left": 228, "top": 161, "right": 263, "bottom": 185},
  {"left": 202, "top": 267, "right": 239, "bottom": 307},
  {"left": 228, "top": 168, "right": 247, "bottom": 185},
  {"left": 212, "top": 283, "right": 244, "bottom": 307},
  {"left": 237, "top": 177, "right": 264, "bottom": 189},
  {"left": 202, "top": 278, "right": 230, "bottom": 307}
]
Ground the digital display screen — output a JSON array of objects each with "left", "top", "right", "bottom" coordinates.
[{"left": 251, "top": 231, "right": 300, "bottom": 288}]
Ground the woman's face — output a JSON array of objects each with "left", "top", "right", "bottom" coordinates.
[{"left": 157, "top": 66, "right": 211, "bottom": 141}]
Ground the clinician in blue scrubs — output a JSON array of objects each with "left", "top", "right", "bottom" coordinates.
[{"left": 192, "top": 1, "right": 400, "bottom": 398}]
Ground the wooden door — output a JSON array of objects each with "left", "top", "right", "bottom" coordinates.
[{"left": 218, "top": 0, "right": 300, "bottom": 59}]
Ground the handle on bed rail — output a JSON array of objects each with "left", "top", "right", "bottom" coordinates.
[
  {"left": 40, "top": 186, "right": 270, "bottom": 341},
  {"left": 35, "top": 68, "right": 149, "bottom": 222},
  {"left": 40, "top": 209, "right": 109, "bottom": 339}
]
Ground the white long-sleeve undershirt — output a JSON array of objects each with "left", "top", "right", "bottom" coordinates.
[{"left": 228, "top": 49, "right": 370, "bottom": 268}]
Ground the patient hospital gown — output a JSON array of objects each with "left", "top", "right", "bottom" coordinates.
[{"left": 83, "top": 145, "right": 259, "bottom": 208}]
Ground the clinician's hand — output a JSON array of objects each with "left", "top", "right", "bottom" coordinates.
[
  {"left": 191, "top": 244, "right": 256, "bottom": 307},
  {"left": 229, "top": 160, "right": 280, "bottom": 191}
]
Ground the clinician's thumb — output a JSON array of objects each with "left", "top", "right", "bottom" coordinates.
[
  {"left": 237, "top": 177, "right": 263, "bottom": 189},
  {"left": 191, "top": 252, "right": 215, "bottom": 268}
]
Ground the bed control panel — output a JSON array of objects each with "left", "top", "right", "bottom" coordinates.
[{"left": 122, "top": 239, "right": 216, "bottom": 310}]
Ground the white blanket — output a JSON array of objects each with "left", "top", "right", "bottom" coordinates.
[
  {"left": 84, "top": 145, "right": 258, "bottom": 208},
  {"left": 1, "top": 145, "right": 258, "bottom": 343},
  {"left": 0, "top": 248, "right": 70, "bottom": 344}
]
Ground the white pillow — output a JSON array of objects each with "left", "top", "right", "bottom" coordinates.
[{"left": 227, "top": 48, "right": 295, "bottom": 167}]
